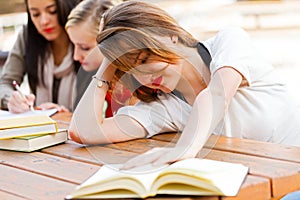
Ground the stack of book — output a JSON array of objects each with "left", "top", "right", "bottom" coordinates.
[{"left": 0, "top": 114, "right": 68, "bottom": 152}]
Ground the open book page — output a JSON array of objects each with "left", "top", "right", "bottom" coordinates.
[
  {"left": 156, "top": 158, "right": 248, "bottom": 196},
  {"left": 75, "top": 163, "right": 168, "bottom": 198},
  {"left": 0, "top": 108, "right": 58, "bottom": 119}
]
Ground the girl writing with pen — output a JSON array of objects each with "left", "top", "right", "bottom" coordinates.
[
  {"left": 12, "top": 80, "right": 34, "bottom": 111},
  {"left": 0, "top": 0, "right": 82, "bottom": 113}
]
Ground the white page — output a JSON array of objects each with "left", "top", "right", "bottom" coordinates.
[
  {"left": 80, "top": 164, "right": 167, "bottom": 192},
  {"left": 70, "top": 159, "right": 248, "bottom": 198},
  {"left": 0, "top": 108, "right": 58, "bottom": 119}
]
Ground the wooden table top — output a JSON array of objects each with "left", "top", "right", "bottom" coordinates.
[{"left": 1, "top": 111, "right": 300, "bottom": 200}]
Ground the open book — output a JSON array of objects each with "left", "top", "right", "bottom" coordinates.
[
  {"left": 0, "top": 129, "right": 68, "bottom": 152},
  {"left": 66, "top": 158, "right": 248, "bottom": 199}
]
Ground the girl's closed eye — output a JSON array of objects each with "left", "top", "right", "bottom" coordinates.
[
  {"left": 140, "top": 55, "right": 149, "bottom": 64},
  {"left": 49, "top": 8, "right": 57, "bottom": 15},
  {"left": 81, "top": 47, "right": 92, "bottom": 51},
  {"left": 79, "top": 44, "right": 92, "bottom": 51},
  {"left": 136, "top": 51, "right": 150, "bottom": 65},
  {"left": 32, "top": 12, "right": 40, "bottom": 18},
  {"left": 47, "top": 4, "right": 57, "bottom": 15}
]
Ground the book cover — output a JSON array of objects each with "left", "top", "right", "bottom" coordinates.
[
  {"left": 0, "top": 115, "right": 58, "bottom": 139},
  {"left": 66, "top": 158, "right": 249, "bottom": 199},
  {"left": 0, "top": 129, "right": 68, "bottom": 152}
]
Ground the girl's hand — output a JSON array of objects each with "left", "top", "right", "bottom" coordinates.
[
  {"left": 36, "top": 102, "right": 69, "bottom": 112},
  {"left": 8, "top": 91, "right": 35, "bottom": 113},
  {"left": 121, "top": 146, "right": 195, "bottom": 170}
]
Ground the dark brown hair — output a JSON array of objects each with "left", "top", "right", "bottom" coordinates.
[{"left": 24, "top": 0, "right": 81, "bottom": 94}]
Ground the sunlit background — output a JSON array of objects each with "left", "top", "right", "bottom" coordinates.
[{"left": 1, "top": 0, "right": 300, "bottom": 105}]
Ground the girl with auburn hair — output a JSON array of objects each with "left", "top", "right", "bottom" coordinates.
[
  {"left": 0, "top": 0, "right": 82, "bottom": 113},
  {"left": 69, "top": 1, "right": 300, "bottom": 168}
]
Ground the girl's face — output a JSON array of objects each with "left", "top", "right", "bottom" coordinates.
[
  {"left": 79, "top": 46, "right": 103, "bottom": 71},
  {"left": 67, "top": 21, "right": 98, "bottom": 65},
  {"left": 27, "top": 0, "right": 63, "bottom": 41},
  {"left": 130, "top": 51, "right": 182, "bottom": 93}
]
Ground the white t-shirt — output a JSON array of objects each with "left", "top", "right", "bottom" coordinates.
[{"left": 116, "top": 27, "right": 300, "bottom": 146}]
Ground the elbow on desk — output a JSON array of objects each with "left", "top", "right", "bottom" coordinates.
[
  {"left": 68, "top": 116, "right": 94, "bottom": 144},
  {"left": 68, "top": 129, "right": 84, "bottom": 144},
  {"left": 68, "top": 124, "right": 114, "bottom": 145}
]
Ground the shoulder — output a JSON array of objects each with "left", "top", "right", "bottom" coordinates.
[
  {"left": 15, "top": 25, "right": 28, "bottom": 42},
  {"left": 209, "top": 27, "right": 250, "bottom": 43},
  {"left": 204, "top": 27, "right": 252, "bottom": 55},
  {"left": 208, "top": 27, "right": 249, "bottom": 44},
  {"left": 10, "top": 25, "right": 28, "bottom": 53},
  {"left": 217, "top": 27, "right": 248, "bottom": 37}
]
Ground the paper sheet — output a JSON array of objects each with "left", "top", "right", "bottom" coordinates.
[{"left": 0, "top": 108, "right": 58, "bottom": 119}]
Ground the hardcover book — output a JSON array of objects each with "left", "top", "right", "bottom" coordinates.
[
  {"left": 0, "top": 129, "right": 68, "bottom": 152},
  {"left": 0, "top": 115, "right": 58, "bottom": 139}
]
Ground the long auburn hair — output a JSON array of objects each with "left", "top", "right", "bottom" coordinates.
[
  {"left": 97, "top": 0, "right": 199, "bottom": 102},
  {"left": 24, "top": 0, "right": 81, "bottom": 94}
]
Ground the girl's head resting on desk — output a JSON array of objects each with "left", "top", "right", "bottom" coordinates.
[{"left": 96, "top": 0, "right": 200, "bottom": 102}]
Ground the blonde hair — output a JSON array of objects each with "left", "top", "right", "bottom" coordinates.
[
  {"left": 97, "top": 1, "right": 199, "bottom": 102},
  {"left": 66, "top": 0, "right": 135, "bottom": 106},
  {"left": 65, "top": 0, "right": 114, "bottom": 35}
]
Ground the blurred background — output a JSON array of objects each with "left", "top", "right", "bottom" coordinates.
[{"left": 0, "top": 0, "right": 300, "bottom": 105}]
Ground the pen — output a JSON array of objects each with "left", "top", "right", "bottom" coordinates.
[{"left": 12, "top": 80, "right": 34, "bottom": 111}]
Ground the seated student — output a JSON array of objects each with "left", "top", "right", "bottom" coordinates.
[
  {"left": 69, "top": 1, "right": 300, "bottom": 169},
  {"left": 0, "top": 0, "right": 82, "bottom": 113},
  {"left": 66, "top": 0, "right": 136, "bottom": 117}
]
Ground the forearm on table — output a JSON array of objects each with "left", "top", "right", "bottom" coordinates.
[
  {"left": 175, "top": 88, "right": 227, "bottom": 157},
  {"left": 69, "top": 60, "right": 116, "bottom": 143},
  {"left": 175, "top": 67, "right": 242, "bottom": 157},
  {"left": 69, "top": 78, "right": 108, "bottom": 143}
]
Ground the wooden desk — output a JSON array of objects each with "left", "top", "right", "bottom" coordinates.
[{"left": 1, "top": 112, "right": 300, "bottom": 200}]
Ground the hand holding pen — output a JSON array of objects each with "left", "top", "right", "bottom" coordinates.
[{"left": 7, "top": 80, "right": 35, "bottom": 113}]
